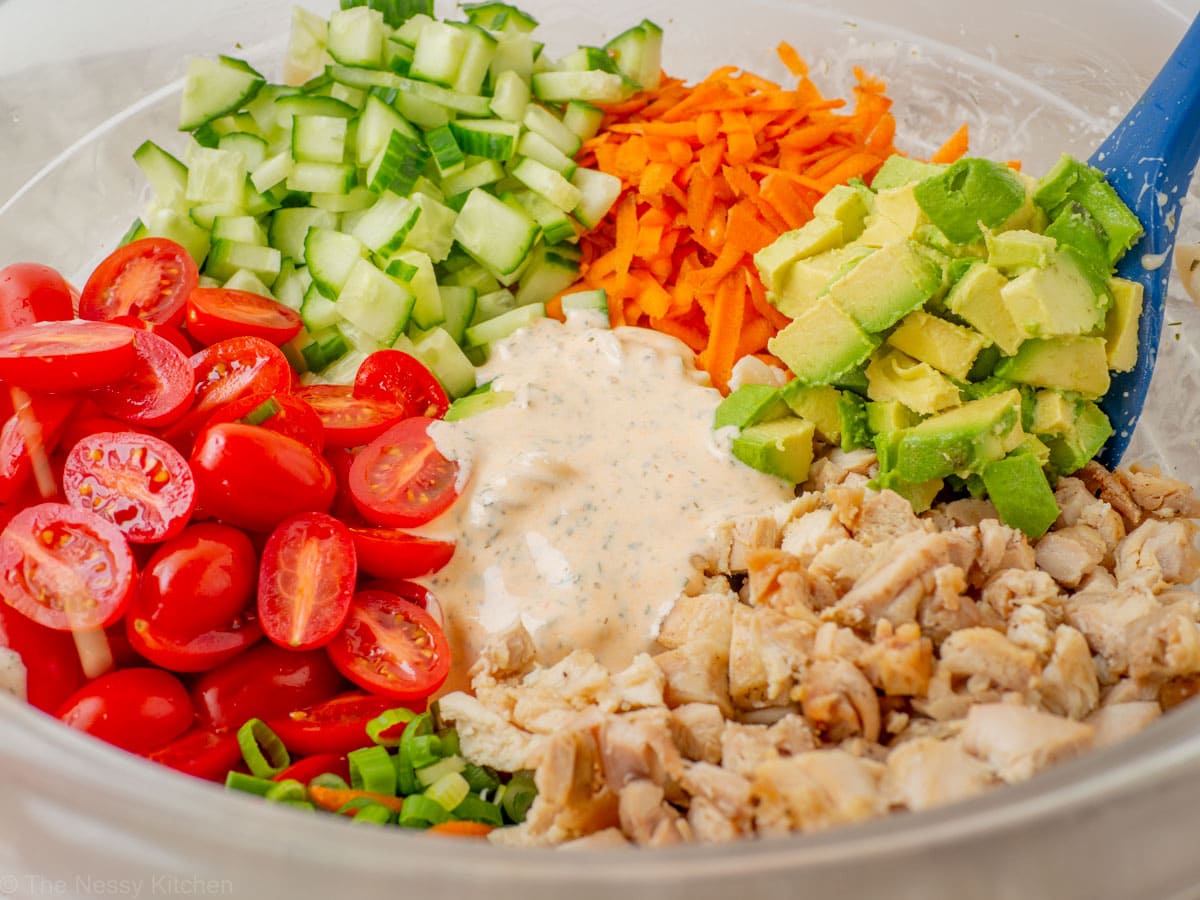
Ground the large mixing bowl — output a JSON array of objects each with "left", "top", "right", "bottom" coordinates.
[{"left": 2, "top": 1, "right": 1200, "bottom": 897}]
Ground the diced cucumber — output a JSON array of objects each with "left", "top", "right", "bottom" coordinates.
[
  {"left": 186, "top": 146, "right": 248, "bottom": 205},
  {"left": 338, "top": 320, "right": 388, "bottom": 355},
  {"left": 336, "top": 258, "right": 415, "bottom": 343},
  {"left": 305, "top": 227, "right": 368, "bottom": 298},
  {"left": 571, "top": 166, "right": 621, "bottom": 228},
  {"left": 522, "top": 105, "right": 582, "bottom": 157},
  {"left": 448, "top": 119, "right": 520, "bottom": 160},
  {"left": 354, "top": 94, "right": 420, "bottom": 167},
  {"left": 219, "top": 132, "right": 269, "bottom": 170},
  {"left": 605, "top": 19, "right": 663, "bottom": 90},
  {"left": 489, "top": 31, "right": 536, "bottom": 82},
  {"left": 310, "top": 347, "right": 373, "bottom": 385},
  {"left": 327, "top": 6, "right": 386, "bottom": 68},
  {"left": 471, "top": 288, "right": 517, "bottom": 324},
  {"left": 512, "top": 243, "right": 580, "bottom": 305},
  {"left": 284, "top": 6, "right": 329, "bottom": 86},
  {"left": 395, "top": 91, "right": 453, "bottom": 129},
  {"left": 245, "top": 84, "right": 300, "bottom": 137},
  {"left": 287, "top": 161, "right": 357, "bottom": 194},
  {"left": 452, "top": 188, "right": 538, "bottom": 276},
  {"left": 449, "top": 22, "right": 497, "bottom": 95},
  {"left": 223, "top": 268, "right": 276, "bottom": 298},
  {"left": 438, "top": 285, "right": 477, "bottom": 343},
  {"left": 392, "top": 250, "right": 443, "bottom": 328},
  {"left": 562, "top": 101, "right": 604, "bottom": 140},
  {"left": 511, "top": 157, "right": 582, "bottom": 213},
  {"left": 445, "top": 388, "right": 514, "bottom": 421},
  {"left": 531, "top": 71, "right": 629, "bottom": 104},
  {"left": 300, "top": 281, "right": 342, "bottom": 331},
  {"left": 269, "top": 207, "right": 339, "bottom": 260},
  {"left": 412, "top": 327, "right": 477, "bottom": 397},
  {"left": 273, "top": 261, "right": 310, "bottom": 310},
  {"left": 401, "top": 192, "right": 458, "bottom": 262},
  {"left": 461, "top": 2, "right": 539, "bottom": 34},
  {"left": 274, "top": 94, "right": 358, "bottom": 125},
  {"left": 395, "top": 76, "right": 492, "bottom": 117},
  {"left": 509, "top": 190, "right": 576, "bottom": 244},
  {"left": 516, "top": 130, "right": 577, "bottom": 177},
  {"left": 488, "top": 69, "right": 529, "bottom": 122},
  {"left": 206, "top": 239, "right": 282, "bottom": 284},
  {"left": 143, "top": 207, "right": 210, "bottom": 267},
  {"left": 329, "top": 82, "right": 366, "bottom": 109},
  {"left": 291, "top": 115, "right": 349, "bottom": 163},
  {"left": 119, "top": 218, "right": 148, "bottom": 247},
  {"left": 410, "top": 20, "right": 467, "bottom": 87},
  {"left": 440, "top": 159, "right": 505, "bottom": 199},
  {"left": 365, "top": 130, "right": 430, "bottom": 195},
  {"left": 561, "top": 288, "right": 608, "bottom": 313},
  {"left": 464, "top": 302, "right": 545, "bottom": 347},
  {"left": 133, "top": 140, "right": 188, "bottom": 205},
  {"left": 311, "top": 186, "right": 377, "bottom": 212},
  {"left": 348, "top": 190, "right": 421, "bottom": 254},
  {"left": 188, "top": 202, "right": 244, "bottom": 231},
  {"left": 212, "top": 215, "right": 267, "bottom": 246},
  {"left": 393, "top": 13, "right": 434, "bottom": 48},
  {"left": 250, "top": 152, "right": 293, "bottom": 193},
  {"left": 446, "top": 262, "right": 501, "bottom": 295},
  {"left": 426, "top": 125, "right": 466, "bottom": 177},
  {"left": 179, "top": 56, "right": 266, "bottom": 131}
]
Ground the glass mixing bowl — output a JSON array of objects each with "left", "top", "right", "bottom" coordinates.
[{"left": 2, "top": 1, "right": 1200, "bottom": 897}]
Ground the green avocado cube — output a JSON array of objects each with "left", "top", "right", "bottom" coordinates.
[
  {"left": 826, "top": 240, "right": 943, "bottom": 333},
  {"left": 1000, "top": 249, "right": 1107, "bottom": 338},
  {"left": 875, "top": 471, "right": 945, "bottom": 513},
  {"left": 1033, "top": 154, "right": 1143, "bottom": 264},
  {"left": 944, "top": 262, "right": 1025, "bottom": 356},
  {"left": 713, "top": 384, "right": 790, "bottom": 430},
  {"left": 732, "top": 417, "right": 816, "bottom": 484},
  {"left": 866, "top": 399, "right": 919, "bottom": 434},
  {"left": 1044, "top": 203, "right": 1110, "bottom": 289},
  {"left": 994, "top": 336, "right": 1111, "bottom": 398},
  {"left": 858, "top": 184, "right": 929, "bottom": 246},
  {"left": 913, "top": 158, "right": 1027, "bottom": 244},
  {"left": 1047, "top": 401, "right": 1113, "bottom": 476},
  {"left": 754, "top": 216, "right": 846, "bottom": 297},
  {"left": 870, "top": 155, "right": 947, "bottom": 191},
  {"left": 887, "top": 309, "right": 989, "bottom": 381},
  {"left": 866, "top": 347, "right": 962, "bottom": 416},
  {"left": 767, "top": 295, "right": 879, "bottom": 385},
  {"left": 985, "top": 229, "right": 1057, "bottom": 276},
  {"left": 894, "top": 388, "right": 1024, "bottom": 482},
  {"left": 812, "top": 184, "right": 870, "bottom": 242},
  {"left": 832, "top": 364, "right": 870, "bottom": 396},
  {"left": 837, "top": 390, "right": 872, "bottom": 451},
  {"left": 1104, "top": 277, "right": 1143, "bottom": 373},
  {"left": 981, "top": 450, "right": 1060, "bottom": 538},
  {"left": 780, "top": 382, "right": 842, "bottom": 443},
  {"left": 1031, "top": 390, "right": 1078, "bottom": 437},
  {"left": 775, "top": 244, "right": 874, "bottom": 318}
]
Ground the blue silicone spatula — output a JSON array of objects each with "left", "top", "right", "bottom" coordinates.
[{"left": 1094, "top": 12, "right": 1200, "bottom": 466}]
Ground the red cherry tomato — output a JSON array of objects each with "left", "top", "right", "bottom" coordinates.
[
  {"left": 0, "top": 502, "right": 136, "bottom": 632},
  {"left": 269, "top": 693, "right": 417, "bottom": 756},
  {"left": 0, "top": 320, "right": 136, "bottom": 392},
  {"left": 189, "top": 337, "right": 294, "bottom": 416},
  {"left": 108, "top": 315, "right": 196, "bottom": 356},
  {"left": 57, "top": 414, "right": 146, "bottom": 453},
  {"left": 0, "top": 601, "right": 86, "bottom": 712},
  {"left": 349, "top": 418, "right": 460, "bottom": 528},
  {"left": 257, "top": 512, "right": 356, "bottom": 651},
  {"left": 79, "top": 238, "right": 198, "bottom": 327},
  {"left": 296, "top": 384, "right": 405, "bottom": 448},
  {"left": 62, "top": 432, "right": 196, "bottom": 544},
  {"left": 0, "top": 262, "right": 76, "bottom": 330},
  {"left": 354, "top": 350, "right": 449, "bottom": 419},
  {"left": 186, "top": 287, "right": 304, "bottom": 347},
  {"left": 325, "top": 445, "right": 365, "bottom": 524},
  {"left": 327, "top": 589, "right": 451, "bottom": 702},
  {"left": 0, "top": 391, "right": 77, "bottom": 503},
  {"left": 203, "top": 391, "right": 325, "bottom": 455},
  {"left": 57, "top": 667, "right": 193, "bottom": 754},
  {"left": 272, "top": 753, "right": 351, "bottom": 785},
  {"left": 357, "top": 578, "right": 435, "bottom": 609},
  {"left": 190, "top": 423, "right": 336, "bottom": 532},
  {"left": 146, "top": 728, "right": 243, "bottom": 782},
  {"left": 103, "top": 621, "right": 142, "bottom": 669},
  {"left": 127, "top": 615, "right": 263, "bottom": 673},
  {"left": 192, "top": 642, "right": 345, "bottom": 732},
  {"left": 88, "top": 330, "right": 194, "bottom": 428},
  {"left": 349, "top": 526, "right": 455, "bottom": 578}
]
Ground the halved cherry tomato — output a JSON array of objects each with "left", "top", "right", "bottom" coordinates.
[
  {"left": 349, "top": 418, "right": 460, "bottom": 528},
  {"left": 273, "top": 753, "right": 351, "bottom": 785},
  {"left": 357, "top": 579, "right": 435, "bottom": 609},
  {"left": 108, "top": 314, "right": 196, "bottom": 356},
  {"left": 89, "top": 330, "right": 194, "bottom": 428},
  {"left": 146, "top": 728, "right": 243, "bottom": 782},
  {"left": 192, "top": 642, "right": 345, "bottom": 732},
  {"left": 0, "top": 320, "right": 136, "bottom": 392},
  {"left": 258, "top": 512, "right": 356, "bottom": 650},
  {"left": 186, "top": 287, "right": 304, "bottom": 346},
  {"left": 0, "top": 391, "right": 76, "bottom": 503},
  {"left": 269, "top": 693, "right": 416, "bottom": 756},
  {"left": 62, "top": 432, "right": 196, "bottom": 543},
  {"left": 0, "top": 600, "right": 86, "bottom": 712},
  {"left": 0, "top": 262, "right": 76, "bottom": 330},
  {"left": 0, "top": 502, "right": 136, "bottom": 631},
  {"left": 354, "top": 350, "right": 449, "bottom": 419},
  {"left": 325, "top": 445, "right": 365, "bottom": 525},
  {"left": 349, "top": 526, "right": 454, "bottom": 578},
  {"left": 203, "top": 391, "right": 325, "bottom": 455},
  {"left": 79, "top": 238, "right": 197, "bottom": 327},
  {"left": 189, "top": 336, "right": 294, "bottom": 418},
  {"left": 57, "top": 667, "right": 193, "bottom": 754},
  {"left": 57, "top": 414, "right": 145, "bottom": 454},
  {"left": 127, "top": 615, "right": 263, "bottom": 673},
  {"left": 326, "top": 589, "right": 450, "bottom": 701},
  {"left": 190, "top": 423, "right": 336, "bottom": 532},
  {"left": 296, "top": 384, "right": 405, "bottom": 448}
]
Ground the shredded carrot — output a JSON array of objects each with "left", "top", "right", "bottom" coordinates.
[
  {"left": 571, "top": 45, "right": 965, "bottom": 391},
  {"left": 307, "top": 785, "right": 407, "bottom": 816},
  {"left": 931, "top": 123, "right": 969, "bottom": 164},
  {"left": 428, "top": 821, "right": 496, "bottom": 838}
]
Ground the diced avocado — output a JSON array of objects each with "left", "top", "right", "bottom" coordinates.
[
  {"left": 445, "top": 388, "right": 515, "bottom": 421},
  {"left": 1031, "top": 390, "right": 1078, "bottom": 437},
  {"left": 997, "top": 173, "right": 1044, "bottom": 233},
  {"left": 994, "top": 336, "right": 1111, "bottom": 397},
  {"left": 1015, "top": 434, "right": 1052, "bottom": 469},
  {"left": 870, "top": 155, "right": 947, "bottom": 191},
  {"left": 754, "top": 216, "right": 846, "bottom": 297},
  {"left": 832, "top": 364, "right": 870, "bottom": 396},
  {"left": 981, "top": 450, "right": 1060, "bottom": 538},
  {"left": 1047, "top": 401, "right": 1113, "bottom": 476},
  {"left": 812, "top": 184, "right": 870, "bottom": 241},
  {"left": 915, "top": 223, "right": 986, "bottom": 261},
  {"left": 1104, "top": 277, "right": 1143, "bottom": 373},
  {"left": 775, "top": 244, "right": 874, "bottom": 318},
  {"left": 866, "top": 399, "right": 919, "bottom": 434},
  {"left": 875, "top": 470, "right": 944, "bottom": 514},
  {"left": 893, "top": 389, "right": 1024, "bottom": 482},
  {"left": 1043, "top": 203, "right": 1110, "bottom": 289},
  {"left": 714, "top": 384, "right": 790, "bottom": 430},
  {"left": 781, "top": 382, "right": 842, "bottom": 443},
  {"left": 913, "top": 158, "right": 1027, "bottom": 244},
  {"left": 858, "top": 184, "right": 928, "bottom": 246},
  {"left": 731, "top": 417, "right": 816, "bottom": 484},
  {"left": 767, "top": 296, "right": 879, "bottom": 385},
  {"left": 943, "top": 261, "right": 1025, "bottom": 356},
  {"left": 1000, "top": 249, "right": 1107, "bottom": 338},
  {"left": 985, "top": 229, "right": 1056, "bottom": 276},
  {"left": 837, "top": 390, "right": 872, "bottom": 451},
  {"left": 826, "top": 240, "right": 943, "bottom": 333},
  {"left": 967, "top": 343, "right": 1002, "bottom": 381},
  {"left": 887, "top": 309, "right": 989, "bottom": 382},
  {"left": 1033, "top": 154, "right": 1143, "bottom": 264},
  {"left": 866, "top": 347, "right": 962, "bottom": 416},
  {"left": 947, "top": 256, "right": 979, "bottom": 287},
  {"left": 1033, "top": 154, "right": 1083, "bottom": 213}
]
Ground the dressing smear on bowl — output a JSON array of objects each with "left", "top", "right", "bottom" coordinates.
[{"left": 424, "top": 318, "right": 793, "bottom": 691}]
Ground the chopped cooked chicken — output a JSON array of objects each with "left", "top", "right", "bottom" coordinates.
[
  {"left": 853, "top": 488, "right": 929, "bottom": 546},
  {"left": 712, "top": 513, "right": 779, "bottom": 573},
  {"left": 805, "top": 448, "right": 878, "bottom": 492},
  {"left": 655, "top": 589, "right": 735, "bottom": 653},
  {"left": 780, "top": 507, "right": 850, "bottom": 566},
  {"left": 751, "top": 750, "right": 885, "bottom": 835},
  {"left": 801, "top": 658, "right": 882, "bottom": 742},
  {"left": 669, "top": 703, "right": 726, "bottom": 764},
  {"left": 881, "top": 737, "right": 995, "bottom": 811},
  {"left": 930, "top": 497, "right": 1000, "bottom": 528},
  {"left": 1115, "top": 518, "right": 1200, "bottom": 593},
  {"left": 960, "top": 703, "right": 1094, "bottom": 783},
  {"left": 857, "top": 621, "right": 934, "bottom": 697},
  {"left": 598, "top": 713, "right": 684, "bottom": 796},
  {"left": 437, "top": 692, "right": 545, "bottom": 772},
  {"left": 654, "top": 642, "right": 733, "bottom": 715},
  {"left": 468, "top": 620, "right": 537, "bottom": 687},
  {"left": 938, "top": 627, "right": 1040, "bottom": 693},
  {"left": 1086, "top": 701, "right": 1162, "bottom": 748},
  {"left": 1055, "top": 477, "right": 1127, "bottom": 554},
  {"left": 610, "top": 653, "right": 668, "bottom": 711},
  {"left": 618, "top": 780, "right": 691, "bottom": 846},
  {"left": 1039, "top": 625, "right": 1101, "bottom": 719},
  {"left": 1119, "top": 464, "right": 1200, "bottom": 519},
  {"left": 745, "top": 548, "right": 833, "bottom": 616},
  {"left": 1036, "top": 525, "right": 1107, "bottom": 588},
  {"left": 727, "top": 604, "right": 814, "bottom": 709},
  {"left": 975, "top": 519, "right": 1036, "bottom": 583},
  {"left": 1077, "top": 461, "right": 1143, "bottom": 528}
]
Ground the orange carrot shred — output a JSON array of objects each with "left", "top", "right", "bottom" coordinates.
[
  {"left": 931, "top": 123, "right": 970, "bottom": 163},
  {"left": 776, "top": 41, "right": 808, "bottom": 77}
]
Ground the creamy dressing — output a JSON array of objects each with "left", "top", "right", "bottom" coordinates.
[{"left": 422, "top": 318, "right": 794, "bottom": 692}]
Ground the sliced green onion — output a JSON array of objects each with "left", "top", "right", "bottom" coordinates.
[
  {"left": 415, "top": 754, "right": 465, "bottom": 788},
  {"left": 236, "top": 719, "right": 290, "bottom": 778},
  {"left": 239, "top": 395, "right": 282, "bottom": 425},
  {"left": 352, "top": 803, "right": 395, "bottom": 825},
  {"left": 265, "top": 779, "right": 308, "bottom": 804},
  {"left": 462, "top": 762, "right": 501, "bottom": 794},
  {"left": 224, "top": 771, "right": 275, "bottom": 796},
  {"left": 309, "top": 772, "right": 350, "bottom": 791},
  {"left": 393, "top": 751, "right": 420, "bottom": 796},
  {"left": 348, "top": 744, "right": 397, "bottom": 795},
  {"left": 452, "top": 795, "right": 504, "bottom": 827},
  {"left": 398, "top": 712, "right": 434, "bottom": 768},
  {"left": 502, "top": 773, "right": 537, "bottom": 824},
  {"left": 398, "top": 793, "right": 451, "bottom": 828},
  {"left": 366, "top": 707, "right": 417, "bottom": 746},
  {"left": 436, "top": 727, "right": 461, "bottom": 758},
  {"left": 425, "top": 771, "right": 470, "bottom": 811},
  {"left": 283, "top": 801, "right": 317, "bottom": 812},
  {"left": 404, "top": 734, "right": 442, "bottom": 770},
  {"left": 335, "top": 796, "right": 378, "bottom": 815}
]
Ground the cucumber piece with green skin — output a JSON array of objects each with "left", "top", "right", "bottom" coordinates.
[
  {"left": 470, "top": 288, "right": 517, "bottom": 325},
  {"left": 212, "top": 215, "right": 268, "bottom": 246},
  {"left": 571, "top": 167, "right": 622, "bottom": 229},
  {"left": 291, "top": 116, "right": 349, "bottom": 164},
  {"left": 206, "top": 240, "right": 282, "bottom": 284},
  {"left": 179, "top": 56, "right": 266, "bottom": 132},
  {"left": 335, "top": 258, "right": 415, "bottom": 344},
  {"left": 449, "top": 22, "right": 497, "bottom": 96},
  {"left": 449, "top": 119, "right": 520, "bottom": 160},
  {"left": 563, "top": 101, "right": 604, "bottom": 140},
  {"left": 269, "top": 207, "right": 340, "bottom": 261},
  {"left": 522, "top": 105, "right": 582, "bottom": 157},
  {"left": 516, "top": 130, "right": 577, "bottom": 177},
  {"left": 327, "top": 6, "right": 387, "bottom": 68},
  {"left": 438, "top": 285, "right": 478, "bottom": 344},
  {"left": 348, "top": 191, "right": 420, "bottom": 254},
  {"left": 461, "top": 2, "right": 539, "bottom": 33},
  {"left": 452, "top": 188, "right": 539, "bottom": 276},
  {"left": 508, "top": 191, "right": 576, "bottom": 245},
  {"left": 409, "top": 19, "right": 468, "bottom": 87},
  {"left": 412, "top": 327, "right": 478, "bottom": 398},
  {"left": 392, "top": 249, "right": 444, "bottom": 329},
  {"left": 222, "top": 268, "right": 276, "bottom": 299},
  {"left": 604, "top": 19, "right": 663, "bottom": 91},
  {"left": 401, "top": 192, "right": 458, "bottom": 263},
  {"left": 133, "top": 141, "right": 188, "bottom": 205},
  {"left": 488, "top": 70, "right": 529, "bottom": 122},
  {"left": 305, "top": 227, "right": 368, "bottom": 299},
  {"left": 365, "top": 130, "right": 430, "bottom": 195},
  {"left": 353, "top": 94, "right": 421, "bottom": 167},
  {"left": 250, "top": 152, "right": 294, "bottom": 194},
  {"left": 511, "top": 157, "right": 582, "bottom": 213},
  {"left": 441, "top": 159, "right": 506, "bottom": 199},
  {"left": 219, "top": 132, "right": 269, "bottom": 170},
  {"left": 300, "top": 281, "right": 342, "bottom": 331},
  {"left": 425, "top": 125, "right": 466, "bottom": 177},
  {"left": 531, "top": 71, "right": 630, "bottom": 104},
  {"left": 512, "top": 244, "right": 579, "bottom": 306},
  {"left": 274, "top": 94, "right": 358, "bottom": 124},
  {"left": 464, "top": 303, "right": 546, "bottom": 348},
  {"left": 185, "top": 146, "right": 248, "bottom": 206}
]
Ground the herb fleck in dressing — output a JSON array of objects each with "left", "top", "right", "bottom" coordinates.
[{"left": 424, "top": 318, "right": 793, "bottom": 692}]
